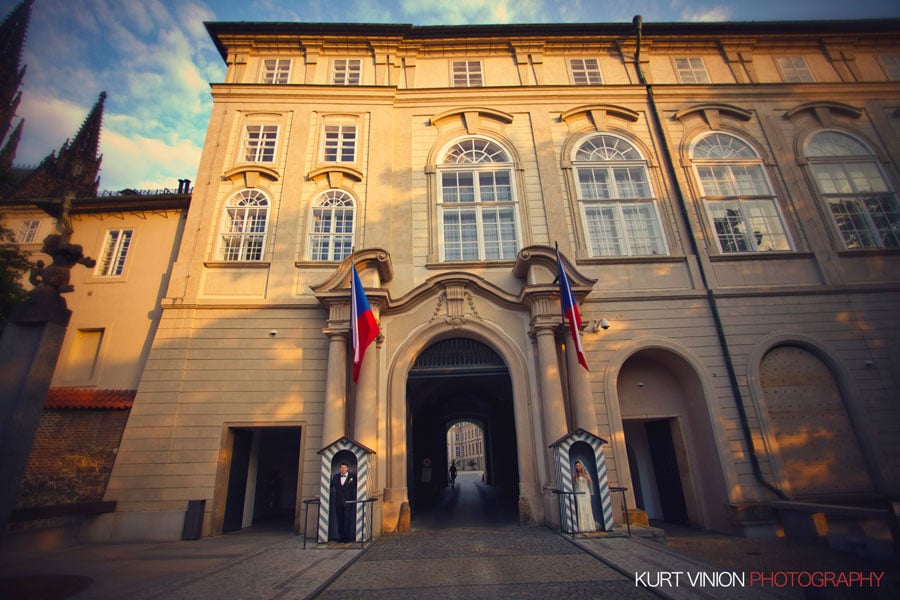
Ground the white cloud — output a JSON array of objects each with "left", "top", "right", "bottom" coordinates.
[
  {"left": 98, "top": 129, "right": 203, "bottom": 191},
  {"left": 399, "top": 0, "right": 544, "bottom": 24},
  {"left": 680, "top": 5, "right": 732, "bottom": 22},
  {"left": 13, "top": 94, "right": 88, "bottom": 167}
]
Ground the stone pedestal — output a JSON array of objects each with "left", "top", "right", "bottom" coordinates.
[{"left": 0, "top": 302, "right": 70, "bottom": 535}]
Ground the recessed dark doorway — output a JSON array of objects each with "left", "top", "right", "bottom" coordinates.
[
  {"left": 406, "top": 338, "right": 519, "bottom": 527},
  {"left": 222, "top": 426, "right": 301, "bottom": 533},
  {"left": 623, "top": 419, "right": 688, "bottom": 525}
]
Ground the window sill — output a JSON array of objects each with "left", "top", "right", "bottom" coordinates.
[
  {"left": 204, "top": 261, "right": 271, "bottom": 269},
  {"left": 426, "top": 259, "right": 517, "bottom": 269},
  {"left": 836, "top": 248, "right": 900, "bottom": 257},
  {"left": 708, "top": 251, "right": 811, "bottom": 262}
]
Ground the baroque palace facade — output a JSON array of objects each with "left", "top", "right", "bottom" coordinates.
[{"left": 49, "top": 17, "right": 900, "bottom": 542}]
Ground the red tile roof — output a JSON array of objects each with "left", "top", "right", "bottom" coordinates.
[{"left": 45, "top": 388, "right": 136, "bottom": 410}]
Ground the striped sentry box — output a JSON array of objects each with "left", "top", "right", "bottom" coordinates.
[
  {"left": 551, "top": 429, "right": 614, "bottom": 532},
  {"left": 317, "top": 438, "right": 371, "bottom": 544}
]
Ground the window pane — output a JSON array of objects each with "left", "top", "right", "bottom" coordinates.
[
  {"left": 333, "top": 59, "right": 361, "bottom": 85},
  {"left": 452, "top": 61, "right": 483, "bottom": 87},
  {"left": 442, "top": 172, "right": 476, "bottom": 203},
  {"left": 243, "top": 125, "right": 277, "bottom": 162},
  {"left": 777, "top": 56, "right": 815, "bottom": 82},
  {"left": 443, "top": 209, "right": 479, "bottom": 260},
  {"left": 219, "top": 190, "right": 268, "bottom": 261},
  {"left": 261, "top": 59, "right": 291, "bottom": 84},
  {"left": 612, "top": 167, "right": 650, "bottom": 199},
  {"left": 708, "top": 202, "right": 752, "bottom": 253},
  {"left": 481, "top": 207, "right": 517, "bottom": 259},
  {"left": 309, "top": 190, "right": 355, "bottom": 261},
  {"left": 96, "top": 229, "right": 133, "bottom": 276},
  {"left": 578, "top": 168, "right": 612, "bottom": 199},
  {"left": 697, "top": 165, "right": 735, "bottom": 196},
  {"left": 847, "top": 163, "right": 889, "bottom": 194},
  {"left": 16, "top": 220, "right": 39, "bottom": 243},
  {"left": 584, "top": 205, "right": 623, "bottom": 256},
  {"left": 731, "top": 165, "right": 769, "bottom": 196},
  {"left": 622, "top": 204, "right": 666, "bottom": 255},
  {"left": 322, "top": 125, "right": 357, "bottom": 162},
  {"left": 675, "top": 57, "right": 709, "bottom": 83},
  {"left": 742, "top": 199, "right": 791, "bottom": 251},
  {"left": 478, "top": 171, "right": 512, "bottom": 202},
  {"left": 864, "top": 196, "right": 900, "bottom": 248},
  {"left": 828, "top": 198, "right": 877, "bottom": 249},
  {"left": 806, "top": 132, "right": 870, "bottom": 157},
  {"left": 570, "top": 58, "right": 602, "bottom": 85}
]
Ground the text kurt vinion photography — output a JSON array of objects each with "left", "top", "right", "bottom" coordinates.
[{"left": 635, "top": 570, "right": 885, "bottom": 590}]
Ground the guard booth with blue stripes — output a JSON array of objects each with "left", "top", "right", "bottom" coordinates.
[
  {"left": 550, "top": 428, "right": 614, "bottom": 533},
  {"left": 317, "top": 437, "right": 374, "bottom": 544}
]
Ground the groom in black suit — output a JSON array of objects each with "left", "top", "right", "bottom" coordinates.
[{"left": 330, "top": 463, "right": 357, "bottom": 542}]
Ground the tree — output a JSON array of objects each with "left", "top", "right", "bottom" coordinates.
[{"left": 0, "top": 214, "right": 30, "bottom": 332}]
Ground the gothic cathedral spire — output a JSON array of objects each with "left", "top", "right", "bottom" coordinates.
[{"left": 0, "top": 0, "right": 32, "bottom": 174}]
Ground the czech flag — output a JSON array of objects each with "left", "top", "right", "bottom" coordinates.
[
  {"left": 556, "top": 248, "right": 589, "bottom": 371},
  {"left": 351, "top": 263, "right": 379, "bottom": 383}
]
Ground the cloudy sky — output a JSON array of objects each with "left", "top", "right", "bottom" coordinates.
[{"left": 4, "top": 0, "right": 899, "bottom": 192}]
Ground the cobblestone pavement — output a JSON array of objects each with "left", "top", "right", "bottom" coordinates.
[
  {"left": 313, "top": 524, "right": 657, "bottom": 599},
  {"left": 3, "top": 471, "right": 897, "bottom": 600},
  {"left": 0, "top": 524, "right": 360, "bottom": 600}
]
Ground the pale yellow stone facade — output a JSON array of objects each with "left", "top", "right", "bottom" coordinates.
[{"left": 69, "top": 19, "right": 900, "bottom": 542}]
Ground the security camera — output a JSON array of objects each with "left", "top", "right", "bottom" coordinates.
[{"left": 599, "top": 318, "right": 610, "bottom": 330}]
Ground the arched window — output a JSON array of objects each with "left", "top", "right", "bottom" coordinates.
[
  {"left": 437, "top": 137, "right": 520, "bottom": 261},
  {"left": 573, "top": 134, "right": 667, "bottom": 256},
  {"left": 804, "top": 131, "right": 900, "bottom": 249},
  {"left": 308, "top": 189, "right": 355, "bottom": 261},
  {"left": 691, "top": 133, "right": 791, "bottom": 253},
  {"left": 218, "top": 189, "right": 269, "bottom": 261}
]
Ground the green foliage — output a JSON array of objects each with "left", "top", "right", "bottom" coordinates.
[{"left": 0, "top": 215, "right": 31, "bottom": 332}]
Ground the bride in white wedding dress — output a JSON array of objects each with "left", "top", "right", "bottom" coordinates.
[{"left": 573, "top": 460, "right": 596, "bottom": 532}]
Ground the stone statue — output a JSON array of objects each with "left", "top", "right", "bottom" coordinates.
[{"left": 28, "top": 233, "right": 95, "bottom": 296}]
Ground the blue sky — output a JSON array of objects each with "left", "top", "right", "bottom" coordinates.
[{"left": 4, "top": 0, "right": 899, "bottom": 192}]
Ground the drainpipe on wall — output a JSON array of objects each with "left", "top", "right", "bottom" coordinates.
[{"left": 631, "top": 15, "right": 786, "bottom": 502}]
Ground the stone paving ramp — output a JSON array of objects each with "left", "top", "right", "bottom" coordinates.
[
  {"left": 312, "top": 525, "right": 656, "bottom": 599},
  {"left": 573, "top": 536, "right": 795, "bottom": 600}
]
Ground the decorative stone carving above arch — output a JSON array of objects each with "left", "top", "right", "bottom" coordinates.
[
  {"left": 561, "top": 104, "right": 640, "bottom": 132},
  {"left": 222, "top": 164, "right": 280, "bottom": 188},
  {"left": 430, "top": 107, "right": 514, "bottom": 134},
  {"left": 674, "top": 103, "right": 752, "bottom": 130},
  {"left": 784, "top": 101, "right": 863, "bottom": 128},
  {"left": 307, "top": 165, "right": 364, "bottom": 188}
]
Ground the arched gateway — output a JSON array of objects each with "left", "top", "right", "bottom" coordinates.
[
  {"left": 313, "top": 246, "right": 598, "bottom": 535},
  {"left": 407, "top": 338, "right": 519, "bottom": 521}
]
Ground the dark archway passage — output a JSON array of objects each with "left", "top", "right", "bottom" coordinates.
[{"left": 406, "top": 338, "right": 519, "bottom": 526}]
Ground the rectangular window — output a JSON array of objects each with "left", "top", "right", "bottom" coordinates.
[
  {"left": 812, "top": 162, "right": 900, "bottom": 249},
  {"left": 95, "top": 229, "right": 133, "bottom": 277},
  {"left": 16, "top": 220, "right": 40, "bottom": 243},
  {"left": 776, "top": 56, "right": 815, "bottom": 83},
  {"left": 705, "top": 199, "right": 791, "bottom": 253},
  {"left": 321, "top": 125, "right": 357, "bottom": 162},
  {"left": 332, "top": 59, "right": 362, "bottom": 85},
  {"left": 63, "top": 328, "right": 103, "bottom": 382},
  {"left": 242, "top": 125, "right": 278, "bottom": 163},
  {"left": 570, "top": 58, "right": 603, "bottom": 85},
  {"left": 451, "top": 60, "right": 483, "bottom": 87},
  {"left": 584, "top": 203, "right": 667, "bottom": 257},
  {"left": 674, "top": 57, "right": 710, "bottom": 83},
  {"left": 260, "top": 59, "right": 291, "bottom": 84},
  {"left": 879, "top": 55, "right": 900, "bottom": 81}
]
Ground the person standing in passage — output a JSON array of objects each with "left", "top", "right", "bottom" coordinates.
[
  {"left": 331, "top": 463, "right": 357, "bottom": 542},
  {"left": 573, "top": 459, "right": 596, "bottom": 532}
]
